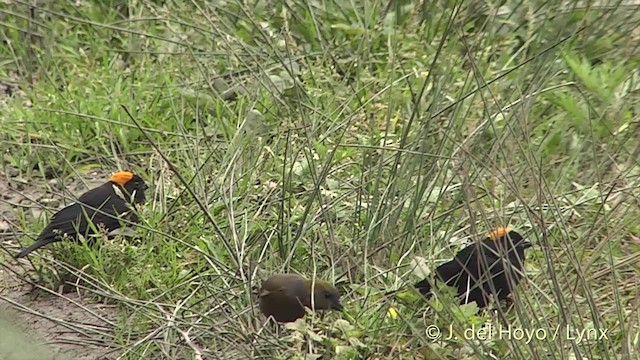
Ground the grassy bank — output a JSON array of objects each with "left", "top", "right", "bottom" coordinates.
[{"left": 1, "top": 0, "right": 639, "bottom": 358}]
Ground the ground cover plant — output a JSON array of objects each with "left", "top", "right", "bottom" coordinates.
[{"left": 1, "top": 0, "right": 639, "bottom": 359}]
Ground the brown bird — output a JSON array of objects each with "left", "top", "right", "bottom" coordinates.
[
  {"left": 414, "top": 227, "right": 532, "bottom": 308},
  {"left": 15, "top": 171, "right": 148, "bottom": 258},
  {"left": 258, "top": 273, "right": 343, "bottom": 323}
]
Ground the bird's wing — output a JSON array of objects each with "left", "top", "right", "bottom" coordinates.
[
  {"left": 46, "top": 184, "right": 113, "bottom": 222},
  {"left": 259, "top": 281, "right": 288, "bottom": 300},
  {"left": 258, "top": 288, "right": 272, "bottom": 298},
  {"left": 38, "top": 186, "right": 131, "bottom": 241},
  {"left": 452, "top": 243, "right": 477, "bottom": 262},
  {"left": 477, "top": 242, "right": 526, "bottom": 276},
  {"left": 435, "top": 243, "right": 479, "bottom": 283},
  {"left": 473, "top": 246, "right": 525, "bottom": 294}
]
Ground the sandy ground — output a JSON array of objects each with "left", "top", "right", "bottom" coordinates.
[{"left": 0, "top": 170, "right": 121, "bottom": 360}]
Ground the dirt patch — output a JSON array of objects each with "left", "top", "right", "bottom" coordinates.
[
  {"left": 0, "top": 268, "right": 120, "bottom": 360},
  {"left": 0, "top": 170, "right": 122, "bottom": 360}
]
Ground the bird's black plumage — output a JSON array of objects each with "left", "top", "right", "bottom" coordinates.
[
  {"left": 15, "top": 171, "right": 147, "bottom": 258},
  {"left": 414, "top": 228, "right": 532, "bottom": 308}
]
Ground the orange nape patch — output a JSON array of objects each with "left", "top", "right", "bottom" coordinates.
[
  {"left": 109, "top": 171, "right": 134, "bottom": 186},
  {"left": 488, "top": 227, "right": 512, "bottom": 240}
]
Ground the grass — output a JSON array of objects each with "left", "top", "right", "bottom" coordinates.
[{"left": 1, "top": 0, "right": 640, "bottom": 358}]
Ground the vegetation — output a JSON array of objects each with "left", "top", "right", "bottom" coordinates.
[{"left": 1, "top": 0, "right": 639, "bottom": 358}]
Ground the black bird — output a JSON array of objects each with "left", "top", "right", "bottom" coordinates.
[
  {"left": 414, "top": 227, "right": 532, "bottom": 308},
  {"left": 15, "top": 171, "right": 148, "bottom": 258}
]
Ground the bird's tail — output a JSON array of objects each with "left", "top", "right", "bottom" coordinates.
[
  {"left": 414, "top": 278, "right": 433, "bottom": 298},
  {"left": 15, "top": 239, "right": 53, "bottom": 259}
]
